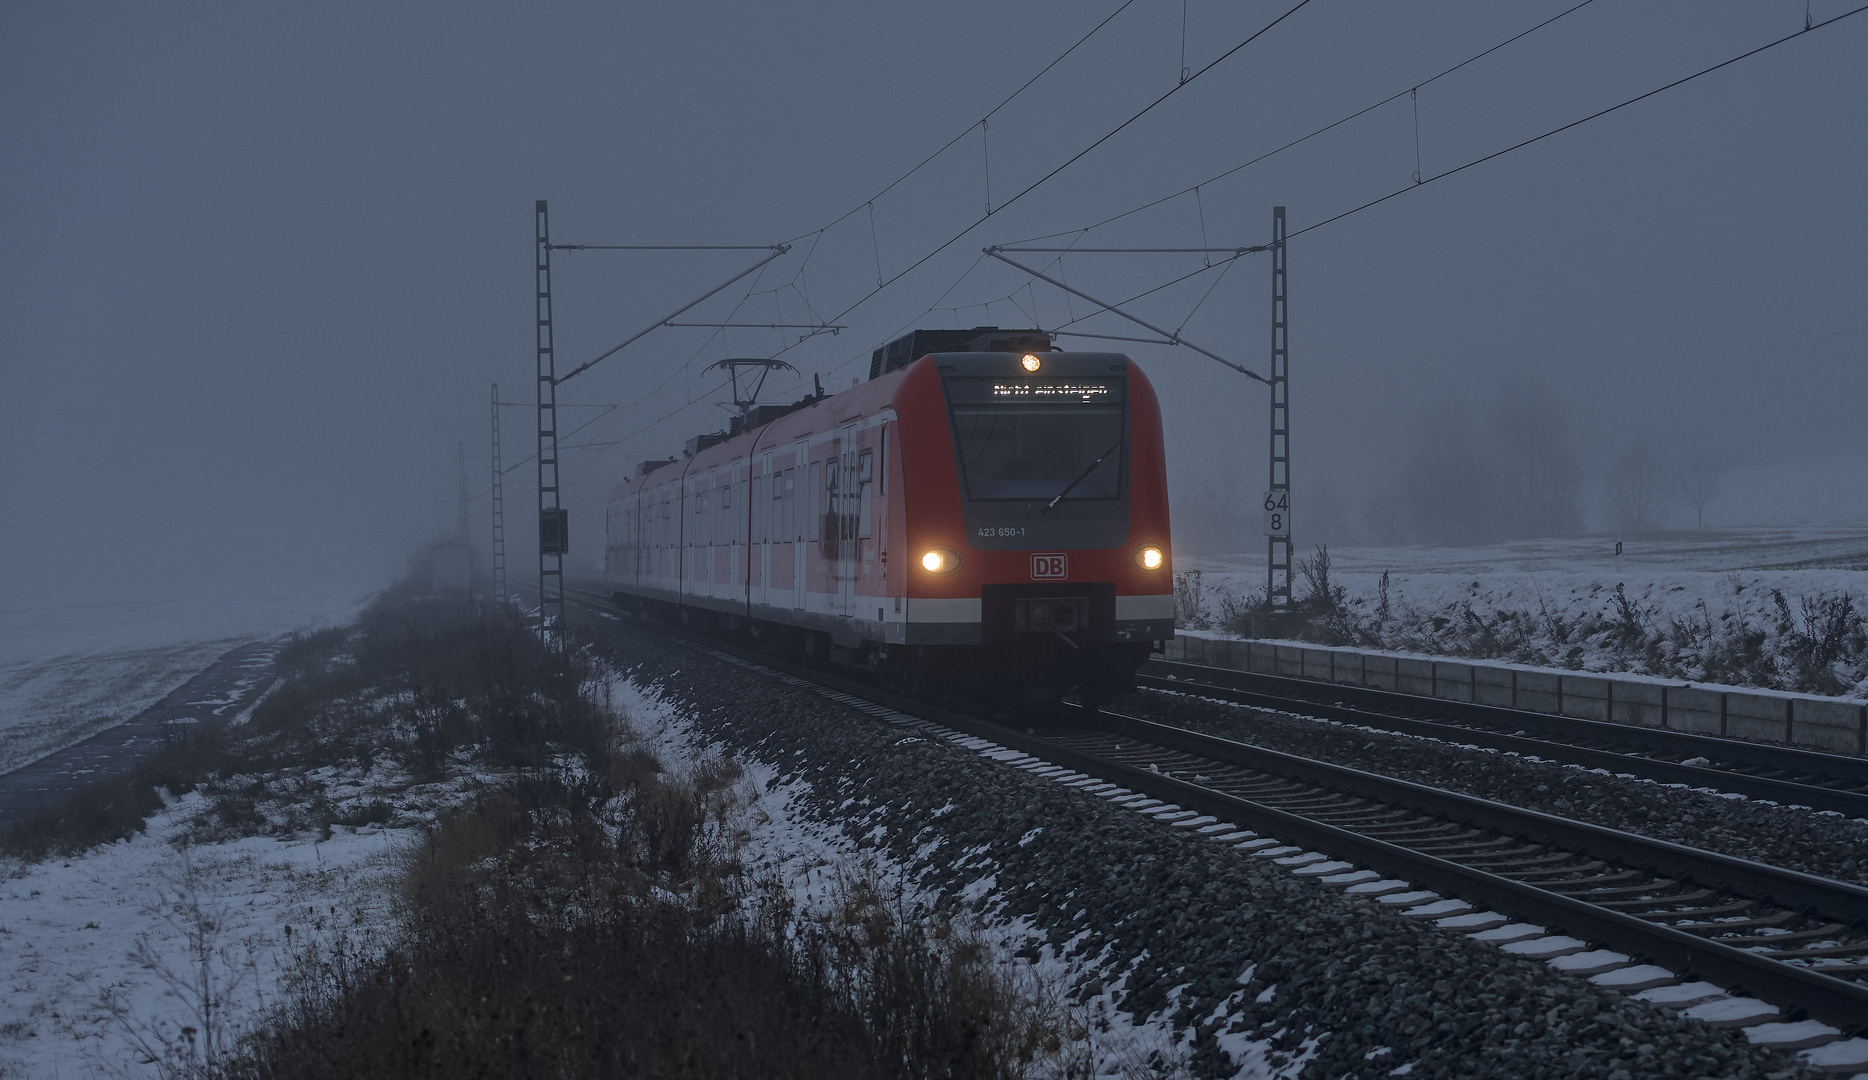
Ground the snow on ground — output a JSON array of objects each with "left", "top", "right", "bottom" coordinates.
[
  {"left": 609, "top": 675, "right": 1285, "bottom": 1079},
  {"left": 1180, "top": 524, "right": 1868, "bottom": 615},
  {"left": 1177, "top": 524, "right": 1868, "bottom": 695},
  {"left": 0, "top": 592, "right": 367, "bottom": 775},
  {"left": 0, "top": 794, "right": 407, "bottom": 1078},
  {"left": 2, "top": 667, "right": 1242, "bottom": 1079}
]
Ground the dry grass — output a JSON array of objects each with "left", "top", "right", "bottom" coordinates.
[
  {"left": 229, "top": 748, "right": 1065, "bottom": 1079},
  {"left": 8, "top": 579, "right": 1083, "bottom": 1077},
  {"left": 205, "top": 585, "right": 1073, "bottom": 1079},
  {"left": 1176, "top": 548, "right": 1868, "bottom": 694}
]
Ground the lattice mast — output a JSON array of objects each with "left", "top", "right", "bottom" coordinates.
[
  {"left": 490, "top": 381, "right": 506, "bottom": 601},
  {"left": 535, "top": 201, "right": 566, "bottom": 646},
  {"left": 457, "top": 442, "right": 471, "bottom": 544},
  {"left": 1266, "top": 206, "right": 1292, "bottom": 613}
]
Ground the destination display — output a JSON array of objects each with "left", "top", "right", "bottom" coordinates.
[{"left": 989, "top": 382, "right": 1116, "bottom": 401}]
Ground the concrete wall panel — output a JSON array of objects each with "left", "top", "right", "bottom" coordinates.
[
  {"left": 1396, "top": 658, "right": 1434, "bottom": 697},
  {"left": 1559, "top": 675, "right": 1610, "bottom": 721},
  {"left": 1791, "top": 700, "right": 1865, "bottom": 754},
  {"left": 1611, "top": 681, "right": 1666, "bottom": 728},
  {"left": 1725, "top": 693, "right": 1790, "bottom": 744},
  {"left": 1433, "top": 662, "right": 1475, "bottom": 703},
  {"left": 1665, "top": 687, "right": 1723, "bottom": 735},
  {"left": 1363, "top": 655, "right": 1397, "bottom": 692},
  {"left": 1170, "top": 637, "right": 1865, "bottom": 757},
  {"left": 1474, "top": 666, "right": 1515, "bottom": 708},
  {"left": 1514, "top": 670, "right": 1561, "bottom": 715},
  {"left": 1341, "top": 651, "right": 1375, "bottom": 687}
]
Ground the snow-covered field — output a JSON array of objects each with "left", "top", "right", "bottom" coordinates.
[
  {"left": 0, "top": 795, "right": 406, "bottom": 1077},
  {"left": 0, "top": 593, "right": 368, "bottom": 776},
  {"left": 0, "top": 670, "right": 1211, "bottom": 1079},
  {"left": 1176, "top": 525, "right": 1868, "bottom": 696}
]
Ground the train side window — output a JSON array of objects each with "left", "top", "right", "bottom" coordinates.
[{"left": 857, "top": 449, "right": 874, "bottom": 539}]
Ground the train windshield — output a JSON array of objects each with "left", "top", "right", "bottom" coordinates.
[{"left": 947, "top": 378, "right": 1125, "bottom": 502}]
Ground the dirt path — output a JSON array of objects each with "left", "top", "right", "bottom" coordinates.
[{"left": 0, "top": 640, "right": 279, "bottom": 829}]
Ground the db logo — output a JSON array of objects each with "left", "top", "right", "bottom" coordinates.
[{"left": 1030, "top": 553, "right": 1067, "bottom": 580}]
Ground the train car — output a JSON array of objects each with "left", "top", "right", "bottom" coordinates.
[{"left": 601, "top": 327, "right": 1174, "bottom": 702}]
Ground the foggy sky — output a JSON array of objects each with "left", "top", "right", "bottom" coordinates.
[{"left": 3, "top": 1, "right": 1864, "bottom": 609}]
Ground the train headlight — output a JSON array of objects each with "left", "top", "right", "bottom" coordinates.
[
  {"left": 920, "top": 548, "right": 961, "bottom": 574},
  {"left": 1021, "top": 354, "right": 1041, "bottom": 372},
  {"left": 1135, "top": 545, "right": 1165, "bottom": 571}
]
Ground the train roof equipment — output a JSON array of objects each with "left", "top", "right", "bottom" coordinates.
[{"left": 868, "top": 326, "right": 1054, "bottom": 380}]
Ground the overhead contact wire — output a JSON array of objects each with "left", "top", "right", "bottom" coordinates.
[
  {"left": 550, "top": 0, "right": 1141, "bottom": 438},
  {"left": 763, "top": 0, "right": 1317, "bottom": 365},
  {"left": 1287, "top": 2, "right": 1868, "bottom": 244},
  {"left": 779, "top": 0, "right": 1142, "bottom": 246},
  {"left": 1007, "top": 0, "right": 1600, "bottom": 246},
  {"left": 1018, "top": 0, "right": 1864, "bottom": 343}
]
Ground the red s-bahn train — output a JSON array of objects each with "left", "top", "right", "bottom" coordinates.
[{"left": 601, "top": 327, "right": 1174, "bottom": 701}]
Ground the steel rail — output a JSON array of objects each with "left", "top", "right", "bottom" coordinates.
[
  {"left": 550, "top": 585, "right": 1868, "bottom": 1032},
  {"left": 1085, "top": 708, "right": 1868, "bottom": 926},
  {"left": 1031, "top": 719, "right": 1868, "bottom": 1034},
  {"left": 1144, "top": 660, "right": 1868, "bottom": 814}
]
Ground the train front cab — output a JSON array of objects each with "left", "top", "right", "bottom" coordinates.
[{"left": 886, "top": 348, "right": 1174, "bottom": 703}]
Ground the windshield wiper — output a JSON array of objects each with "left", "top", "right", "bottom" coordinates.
[{"left": 1043, "top": 437, "right": 1123, "bottom": 512}]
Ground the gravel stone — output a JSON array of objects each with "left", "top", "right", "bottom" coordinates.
[{"left": 599, "top": 621, "right": 1828, "bottom": 1079}]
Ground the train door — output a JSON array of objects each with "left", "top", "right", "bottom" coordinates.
[
  {"left": 698, "top": 474, "right": 710, "bottom": 594},
  {"left": 855, "top": 445, "right": 874, "bottom": 614},
  {"left": 755, "top": 453, "right": 772, "bottom": 608},
  {"left": 629, "top": 496, "right": 641, "bottom": 585},
  {"left": 635, "top": 493, "right": 647, "bottom": 584},
  {"left": 834, "top": 426, "right": 857, "bottom": 617},
  {"left": 725, "top": 466, "right": 738, "bottom": 596},
  {"left": 806, "top": 449, "right": 823, "bottom": 612},
  {"left": 714, "top": 469, "right": 730, "bottom": 599},
  {"left": 793, "top": 442, "right": 808, "bottom": 612},
  {"left": 686, "top": 478, "right": 701, "bottom": 602}
]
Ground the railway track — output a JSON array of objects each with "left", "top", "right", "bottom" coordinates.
[
  {"left": 1045, "top": 709, "right": 1868, "bottom": 1034},
  {"left": 1141, "top": 660, "right": 1868, "bottom": 820},
  {"left": 549, "top": 586, "right": 1868, "bottom": 1039}
]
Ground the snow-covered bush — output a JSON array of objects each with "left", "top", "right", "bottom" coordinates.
[{"left": 1184, "top": 546, "right": 1868, "bottom": 697}]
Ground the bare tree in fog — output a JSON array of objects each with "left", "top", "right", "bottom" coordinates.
[
  {"left": 1677, "top": 450, "right": 1726, "bottom": 530},
  {"left": 1368, "top": 380, "right": 1582, "bottom": 545},
  {"left": 1386, "top": 395, "right": 1494, "bottom": 544},
  {"left": 1488, "top": 377, "right": 1584, "bottom": 539},
  {"left": 1170, "top": 459, "right": 1254, "bottom": 555},
  {"left": 1606, "top": 439, "right": 1671, "bottom": 533}
]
